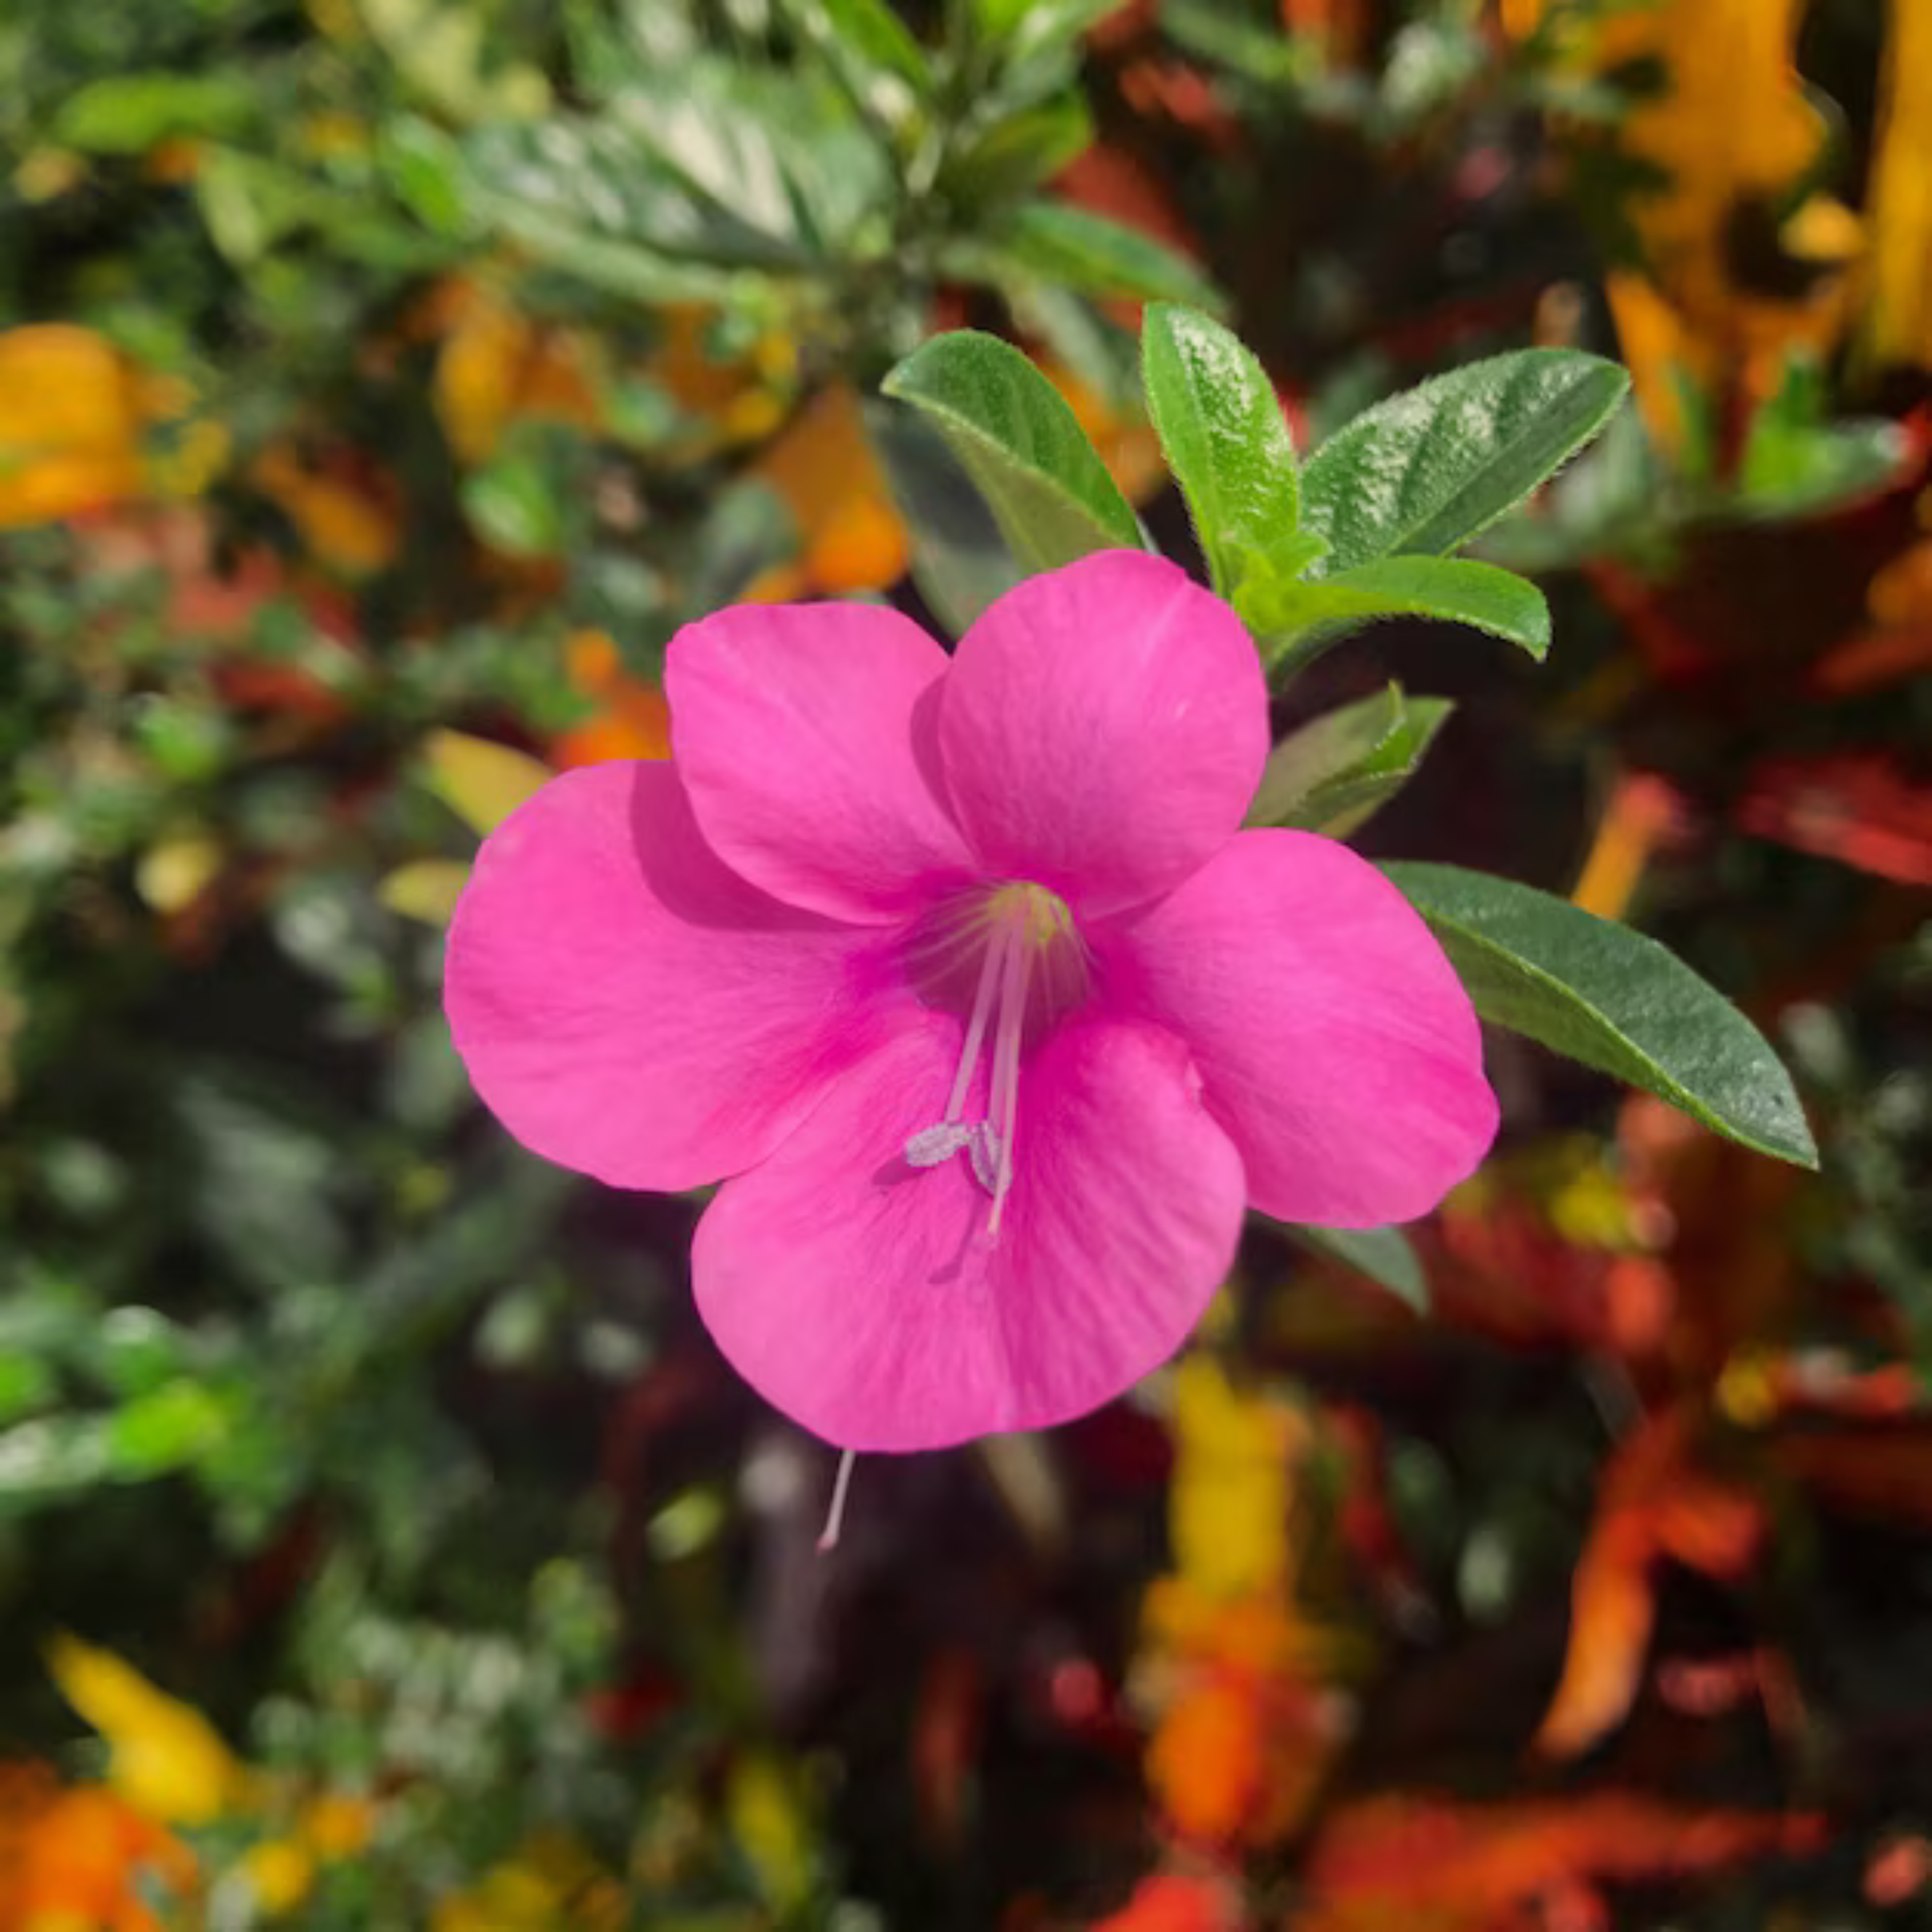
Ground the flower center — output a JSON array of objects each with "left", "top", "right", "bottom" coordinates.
[{"left": 902, "top": 880, "right": 1087, "bottom": 1237}]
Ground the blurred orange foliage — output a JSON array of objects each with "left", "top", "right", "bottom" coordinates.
[
  {"left": 1090, "top": 1870, "right": 1240, "bottom": 1932},
  {"left": 1298, "top": 1791, "right": 1823, "bottom": 1932},
  {"left": 0, "top": 1766, "right": 193, "bottom": 1932},
  {"left": 1534, "top": 1408, "right": 1761, "bottom": 1758},
  {"left": 551, "top": 629, "right": 673, "bottom": 767}
]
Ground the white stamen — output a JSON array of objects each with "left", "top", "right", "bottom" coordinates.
[
  {"left": 817, "top": 1447, "right": 856, "bottom": 1553},
  {"left": 898, "top": 883, "right": 1082, "bottom": 1236},
  {"left": 904, "top": 1123, "right": 975, "bottom": 1167}
]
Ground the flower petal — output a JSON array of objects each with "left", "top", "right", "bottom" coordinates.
[
  {"left": 1098, "top": 829, "right": 1498, "bottom": 1227},
  {"left": 445, "top": 760, "right": 901, "bottom": 1191},
  {"left": 665, "top": 598, "right": 973, "bottom": 923},
  {"left": 692, "top": 1012, "right": 1245, "bottom": 1451},
  {"left": 939, "top": 551, "right": 1268, "bottom": 916}
]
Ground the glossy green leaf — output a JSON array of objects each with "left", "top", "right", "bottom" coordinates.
[
  {"left": 1248, "top": 686, "right": 1453, "bottom": 836},
  {"left": 1282, "top": 1222, "right": 1428, "bottom": 1313},
  {"left": 1384, "top": 863, "right": 1818, "bottom": 1168},
  {"left": 1259, "top": 555, "right": 1550, "bottom": 677},
  {"left": 994, "top": 202, "right": 1222, "bottom": 309},
  {"left": 480, "top": 210, "right": 742, "bottom": 304},
  {"left": 881, "top": 331, "right": 1141, "bottom": 575},
  {"left": 467, "top": 108, "right": 810, "bottom": 283},
  {"left": 1140, "top": 303, "right": 1300, "bottom": 605},
  {"left": 864, "top": 397, "right": 1022, "bottom": 637},
  {"left": 1302, "top": 349, "right": 1630, "bottom": 575}
]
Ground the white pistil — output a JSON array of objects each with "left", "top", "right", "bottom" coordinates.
[
  {"left": 817, "top": 1447, "right": 856, "bottom": 1554},
  {"left": 945, "top": 920, "right": 1008, "bottom": 1123},
  {"left": 985, "top": 932, "right": 1031, "bottom": 1234}
]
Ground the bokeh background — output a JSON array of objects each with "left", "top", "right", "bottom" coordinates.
[{"left": 2, "top": 0, "right": 1929, "bottom": 1925}]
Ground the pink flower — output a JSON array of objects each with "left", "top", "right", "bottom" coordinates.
[{"left": 444, "top": 552, "right": 1496, "bottom": 1452}]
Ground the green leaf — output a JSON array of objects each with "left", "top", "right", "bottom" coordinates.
[
  {"left": 776, "top": 0, "right": 927, "bottom": 101},
  {"left": 468, "top": 112, "right": 804, "bottom": 284},
  {"left": 994, "top": 201, "right": 1220, "bottom": 309},
  {"left": 1384, "top": 863, "right": 1818, "bottom": 1168},
  {"left": 1161, "top": 0, "right": 1306, "bottom": 80},
  {"left": 973, "top": 0, "right": 1128, "bottom": 67},
  {"left": 0, "top": 1356, "right": 56, "bottom": 1427},
  {"left": 881, "top": 330, "right": 1140, "bottom": 575},
  {"left": 0, "top": 1417, "right": 110, "bottom": 1505},
  {"left": 468, "top": 203, "right": 743, "bottom": 305},
  {"left": 864, "top": 397, "right": 1022, "bottom": 637},
  {"left": 1738, "top": 357, "right": 1907, "bottom": 518},
  {"left": 358, "top": 0, "right": 552, "bottom": 121},
  {"left": 1282, "top": 1222, "right": 1428, "bottom": 1313},
  {"left": 1259, "top": 556, "right": 1550, "bottom": 678},
  {"left": 462, "top": 445, "right": 568, "bottom": 558},
  {"left": 381, "top": 114, "right": 476, "bottom": 237},
  {"left": 87, "top": 1307, "right": 190, "bottom": 1398},
  {"left": 56, "top": 72, "right": 256, "bottom": 153},
  {"left": 1140, "top": 302, "right": 1301, "bottom": 606},
  {"left": 776, "top": 0, "right": 931, "bottom": 131},
  {"left": 108, "top": 1379, "right": 232, "bottom": 1480},
  {"left": 946, "top": 96, "right": 1093, "bottom": 202},
  {"left": 1302, "top": 349, "right": 1630, "bottom": 575},
  {"left": 1248, "top": 686, "right": 1453, "bottom": 837}
]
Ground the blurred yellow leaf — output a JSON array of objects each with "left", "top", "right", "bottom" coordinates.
[
  {"left": 1863, "top": 0, "right": 1932, "bottom": 366},
  {"left": 423, "top": 730, "right": 552, "bottom": 838},
  {"left": 727, "top": 1752, "right": 813, "bottom": 1914},
  {"left": 0, "top": 326, "right": 144, "bottom": 528},
  {"left": 239, "top": 1837, "right": 314, "bottom": 1914},
  {"left": 1570, "top": 771, "right": 1677, "bottom": 923},
  {"left": 1587, "top": 0, "right": 1856, "bottom": 380},
  {"left": 430, "top": 1832, "right": 622, "bottom": 1932},
  {"left": 46, "top": 1635, "right": 243, "bottom": 1828},
  {"left": 1169, "top": 1354, "right": 1307, "bottom": 1602},
  {"left": 433, "top": 280, "right": 602, "bottom": 467},
  {"left": 14, "top": 147, "right": 88, "bottom": 202},
  {"left": 135, "top": 837, "right": 223, "bottom": 917},
  {"left": 378, "top": 859, "right": 472, "bottom": 926},
  {"left": 296, "top": 1790, "right": 375, "bottom": 1860},
  {"left": 253, "top": 443, "right": 397, "bottom": 578}
]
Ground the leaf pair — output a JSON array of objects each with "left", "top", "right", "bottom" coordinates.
[
  {"left": 1141, "top": 304, "right": 1626, "bottom": 671},
  {"left": 880, "top": 307, "right": 1627, "bottom": 678}
]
